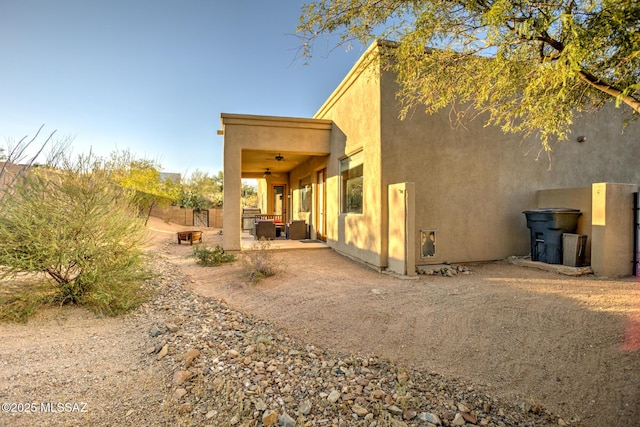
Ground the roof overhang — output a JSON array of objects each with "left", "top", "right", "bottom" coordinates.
[{"left": 220, "top": 113, "right": 332, "bottom": 178}]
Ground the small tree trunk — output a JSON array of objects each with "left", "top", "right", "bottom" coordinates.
[{"left": 144, "top": 198, "right": 157, "bottom": 226}]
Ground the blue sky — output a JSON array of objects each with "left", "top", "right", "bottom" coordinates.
[{"left": 0, "top": 0, "right": 365, "bottom": 176}]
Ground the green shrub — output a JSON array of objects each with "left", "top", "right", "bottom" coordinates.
[
  {"left": 0, "top": 287, "right": 49, "bottom": 323},
  {"left": 0, "top": 152, "right": 150, "bottom": 318},
  {"left": 80, "top": 267, "right": 151, "bottom": 315},
  {"left": 192, "top": 245, "right": 236, "bottom": 267}
]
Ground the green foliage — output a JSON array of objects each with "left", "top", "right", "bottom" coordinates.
[
  {"left": 80, "top": 267, "right": 151, "bottom": 314},
  {"left": 107, "top": 149, "right": 179, "bottom": 225},
  {"left": 192, "top": 245, "right": 236, "bottom": 267},
  {"left": 177, "top": 170, "right": 224, "bottom": 209},
  {"left": 0, "top": 152, "right": 150, "bottom": 317},
  {"left": 241, "top": 181, "right": 258, "bottom": 208},
  {"left": 211, "top": 193, "right": 224, "bottom": 208},
  {"left": 0, "top": 293, "right": 41, "bottom": 323},
  {"left": 298, "top": 0, "right": 640, "bottom": 150},
  {"left": 242, "top": 239, "right": 283, "bottom": 283},
  {"left": 177, "top": 189, "right": 210, "bottom": 210},
  {"left": 0, "top": 280, "right": 55, "bottom": 323}
]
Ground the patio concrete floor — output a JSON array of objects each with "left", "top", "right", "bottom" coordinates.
[{"left": 240, "top": 232, "right": 328, "bottom": 250}]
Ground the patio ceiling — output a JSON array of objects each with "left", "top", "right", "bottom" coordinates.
[{"left": 241, "top": 150, "right": 319, "bottom": 177}]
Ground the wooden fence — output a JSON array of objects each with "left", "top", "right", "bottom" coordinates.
[{"left": 149, "top": 206, "right": 222, "bottom": 228}]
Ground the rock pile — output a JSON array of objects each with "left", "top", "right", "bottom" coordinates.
[
  {"left": 141, "top": 256, "right": 571, "bottom": 426},
  {"left": 416, "top": 265, "right": 471, "bottom": 277}
]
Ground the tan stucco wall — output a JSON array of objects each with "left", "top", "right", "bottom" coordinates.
[
  {"left": 387, "top": 182, "right": 416, "bottom": 275},
  {"left": 288, "top": 155, "right": 328, "bottom": 232},
  {"left": 378, "top": 62, "right": 640, "bottom": 265},
  {"left": 591, "top": 183, "right": 638, "bottom": 277},
  {"left": 306, "top": 41, "right": 640, "bottom": 269},
  {"left": 256, "top": 177, "right": 268, "bottom": 215},
  {"left": 313, "top": 45, "right": 386, "bottom": 268},
  {"left": 221, "top": 41, "right": 640, "bottom": 273}
]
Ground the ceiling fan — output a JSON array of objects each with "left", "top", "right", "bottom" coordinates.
[
  {"left": 266, "top": 153, "right": 286, "bottom": 162},
  {"left": 263, "top": 168, "right": 280, "bottom": 178}
]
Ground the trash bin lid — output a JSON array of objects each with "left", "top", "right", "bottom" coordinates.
[{"left": 523, "top": 208, "right": 581, "bottom": 214}]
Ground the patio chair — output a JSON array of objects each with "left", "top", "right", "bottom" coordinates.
[
  {"left": 254, "top": 220, "right": 276, "bottom": 240},
  {"left": 286, "top": 220, "right": 307, "bottom": 240}
]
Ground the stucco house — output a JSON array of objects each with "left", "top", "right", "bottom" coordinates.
[{"left": 220, "top": 41, "right": 640, "bottom": 277}]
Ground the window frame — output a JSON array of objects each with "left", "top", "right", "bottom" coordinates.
[
  {"left": 299, "top": 175, "right": 312, "bottom": 213},
  {"left": 340, "top": 150, "right": 364, "bottom": 215}
]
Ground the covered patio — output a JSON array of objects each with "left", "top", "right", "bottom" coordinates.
[{"left": 220, "top": 113, "right": 333, "bottom": 252}]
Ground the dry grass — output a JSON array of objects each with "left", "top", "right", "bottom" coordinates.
[
  {"left": 0, "top": 273, "right": 57, "bottom": 322},
  {"left": 241, "top": 239, "right": 284, "bottom": 283}
]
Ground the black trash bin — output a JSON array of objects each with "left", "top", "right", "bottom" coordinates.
[{"left": 523, "top": 208, "right": 582, "bottom": 264}]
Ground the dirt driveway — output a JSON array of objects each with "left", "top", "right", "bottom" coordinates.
[{"left": 148, "top": 219, "right": 640, "bottom": 427}]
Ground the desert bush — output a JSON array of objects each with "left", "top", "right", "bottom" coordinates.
[
  {"left": 0, "top": 151, "right": 150, "bottom": 317},
  {"left": 0, "top": 292, "right": 45, "bottom": 323},
  {"left": 242, "top": 239, "right": 283, "bottom": 283},
  {"left": 192, "top": 245, "right": 236, "bottom": 267},
  {"left": 0, "top": 279, "right": 55, "bottom": 323}
]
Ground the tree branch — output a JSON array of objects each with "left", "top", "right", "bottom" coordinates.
[
  {"left": 536, "top": 32, "right": 564, "bottom": 53},
  {"left": 578, "top": 70, "right": 640, "bottom": 113}
]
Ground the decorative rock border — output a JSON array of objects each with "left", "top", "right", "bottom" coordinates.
[
  {"left": 416, "top": 264, "right": 471, "bottom": 277},
  {"left": 143, "top": 255, "right": 573, "bottom": 426}
]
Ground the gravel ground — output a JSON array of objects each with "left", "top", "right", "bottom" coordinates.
[{"left": 1, "top": 252, "right": 576, "bottom": 427}]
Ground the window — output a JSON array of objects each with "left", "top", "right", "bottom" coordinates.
[
  {"left": 340, "top": 151, "right": 363, "bottom": 214},
  {"left": 299, "top": 176, "right": 312, "bottom": 213}
]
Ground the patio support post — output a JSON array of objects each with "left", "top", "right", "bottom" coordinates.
[{"left": 223, "top": 139, "right": 242, "bottom": 251}]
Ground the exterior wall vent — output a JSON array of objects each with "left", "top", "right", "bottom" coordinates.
[{"left": 420, "top": 230, "right": 436, "bottom": 258}]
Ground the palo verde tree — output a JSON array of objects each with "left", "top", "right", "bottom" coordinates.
[
  {"left": 298, "top": 0, "right": 640, "bottom": 150},
  {"left": 0, "top": 144, "right": 149, "bottom": 316},
  {"left": 107, "top": 150, "right": 179, "bottom": 225}
]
